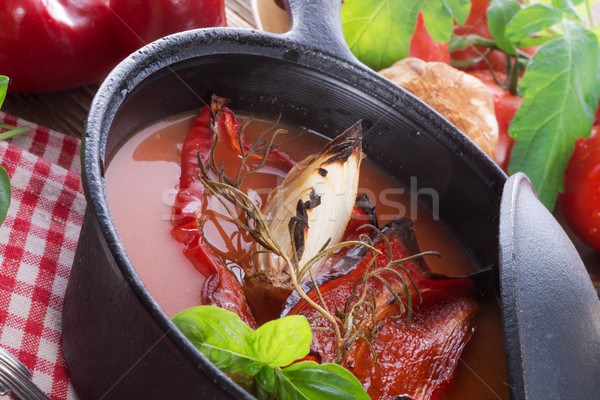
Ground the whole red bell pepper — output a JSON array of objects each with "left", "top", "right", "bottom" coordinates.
[{"left": 0, "top": 0, "right": 226, "bottom": 93}]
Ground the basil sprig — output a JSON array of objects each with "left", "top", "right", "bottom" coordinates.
[{"left": 173, "top": 306, "right": 369, "bottom": 400}]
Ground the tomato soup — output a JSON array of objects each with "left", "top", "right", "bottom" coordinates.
[{"left": 106, "top": 113, "right": 509, "bottom": 400}]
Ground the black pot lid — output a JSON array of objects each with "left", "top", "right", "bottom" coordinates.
[{"left": 499, "top": 172, "right": 600, "bottom": 398}]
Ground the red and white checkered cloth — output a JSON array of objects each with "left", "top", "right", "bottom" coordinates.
[{"left": 0, "top": 112, "right": 85, "bottom": 400}]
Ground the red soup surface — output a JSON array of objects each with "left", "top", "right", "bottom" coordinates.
[{"left": 106, "top": 113, "right": 510, "bottom": 400}]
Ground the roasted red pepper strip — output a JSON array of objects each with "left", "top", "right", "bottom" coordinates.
[
  {"left": 346, "top": 275, "right": 477, "bottom": 400},
  {"left": 171, "top": 102, "right": 257, "bottom": 327},
  {"left": 211, "top": 95, "right": 295, "bottom": 170},
  {"left": 172, "top": 106, "right": 214, "bottom": 226},
  {"left": 287, "top": 218, "right": 478, "bottom": 400},
  {"left": 1, "top": 0, "right": 226, "bottom": 93},
  {"left": 171, "top": 221, "right": 256, "bottom": 328},
  {"left": 172, "top": 97, "right": 295, "bottom": 328}
]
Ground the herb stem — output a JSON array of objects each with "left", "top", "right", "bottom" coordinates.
[
  {"left": 448, "top": 34, "right": 498, "bottom": 52},
  {"left": 0, "top": 124, "right": 30, "bottom": 140},
  {"left": 507, "top": 54, "right": 520, "bottom": 96},
  {"left": 283, "top": 251, "right": 345, "bottom": 358}
]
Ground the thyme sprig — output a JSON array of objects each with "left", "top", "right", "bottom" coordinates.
[
  {"left": 196, "top": 115, "right": 437, "bottom": 363},
  {"left": 307, "top": 226, "right": 440, "bottom": 363}
]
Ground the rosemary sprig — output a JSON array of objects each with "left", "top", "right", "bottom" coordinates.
[{"left": 195, "top": 113, "right": 438, "bottom": 363}]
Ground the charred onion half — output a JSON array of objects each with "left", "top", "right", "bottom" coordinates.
[{"left": 246, "top": 122, "right": 363, "bottom": 307}]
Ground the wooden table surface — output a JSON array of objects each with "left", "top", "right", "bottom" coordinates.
[{"left": 3, "top": 0, "right": 599, "bottom": 282}]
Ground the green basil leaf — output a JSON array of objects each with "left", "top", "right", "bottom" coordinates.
[
  {"left": 256, "top": 384, "right": 271, "bottom": 400},
  {"left": 420, "top": 1, "right": 453, "bottom": 43},
  {"left": 487, "top": 0, "right": 522, "bottom": 54},
  {"left": 422, "top": 0, "right": 470, "bottom": 42},
  {"left": 592, "top": 25, "right": 600, "bottom": 44},
  {"left": 341, "top": 0, "right": 420, "bottom": 71},
  {"left": 172, "top": 306, "right": 262, "bottom": 375},
  {"left": 230, "top": 372, "right": 256, "bottom": 391},
  {"left": 505, "top": 4, "right": 563, "bottom": 45},
  {"left": 256, "top": 366, "right": 276, "bottom": 397},
  {"left": 444, "top": 0, "right": 471, "bottom": 24},
  {"left": 275, "top": 361, "right": 369, "bottom": 400},
  {"left": 508, "top": 19, "right": 600, "bottom": 209},
  {"left": 0, "top": 166, "right": 11, "bottom": 226},
  {"left": 253, "top": 315, "right": 311, "bottom": 368},
  {"left": 552, "top": 0, "right": 580, "bottom": 21},
  {"left": 513, "top": 33, "right": 562, "bottom": 48},
  {"left": 0, "top": 76, "right": 8, "bottom": 109},
  {"left": 341, "top": 0, "right": 470, "bottom": 71}
]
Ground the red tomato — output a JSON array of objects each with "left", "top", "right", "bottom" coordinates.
[
  {"left": 468, "top": 69, "right": 523, "bottom": 171},
  {"left": 409, "top": 12, "right": 450, "bottom": 63},
  {"left": 559, "top": 126, "right": 600, "bottom": 252}
]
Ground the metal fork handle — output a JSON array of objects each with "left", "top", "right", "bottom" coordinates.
[{"left": 0, "top": 348, "right": 51, "bottom": 400}]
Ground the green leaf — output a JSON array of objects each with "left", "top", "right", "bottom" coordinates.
[
  {"left": 444, "top": 0, "right": 471, "bottom": 24},
  {"left": 253, "top": 315, "right": 311, "bottom": 368},
  {"left": 341, "top": 0, "right": 471, "bottom": 71},
  {"left": 341, "top": 0, "right": 419, "bottom": 71},
  {"left": 514, "top": 33, "right": 562, "bottom": 48},
  {"left": 422, "top": 0, "right": 471, "bottom": 42},
  {"left": 275, "top": 361, "right": 370, "bottom": 400},
  {"left": 0, "top": 166, "right": 10, "bottom": 226},
  {"left": 0, "top": 124, "right": 31, "bottom": 141},
  {"left": 256, "top": 366, "right": 276, "bottom": 397},
  {"left": 420, "top": 1, "right": 453, "bottom": 43},
  {"left": 172, "top": 306, "right": 262, "bottom": 375},
  {"left": 0, "top": 76, "right": 30, "bottom": 141},
  {"left": 552, "top": 0, "right": 581, "bottom": 21},
  {"left": 505, "top": 4, "right": 563, "bottom": 45},
  {"left": 0, "top": 76, "right": 7, "bottom": 109},
  {"left": 592, "top": 25, "right": 600, "bottom": 44},
  {"left": 508, "top": 19, "right": 600, "bottom": 209},
  {"left": 487, "top": 0, "right": 522, "bottom": 54},
  {"left": 173, "top": 307, "right": 367, "bottom": 399}
]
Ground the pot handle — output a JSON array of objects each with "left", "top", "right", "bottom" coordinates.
[
  {"left": 499, "top": 173, "right": 600, "bottom": 399},
  {"left": 284, "top": 0, "right": 358, "bottom": 64}
]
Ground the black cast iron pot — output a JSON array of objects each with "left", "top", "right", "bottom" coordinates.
[{"left": 63, "top": 0, "right": 600, "bottom": 399}]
